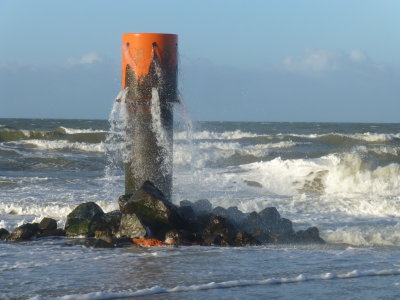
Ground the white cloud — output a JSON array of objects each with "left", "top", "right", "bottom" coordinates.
[
  {"left": 283, "top": 49, "right": 338, "bottom": 74},
  {"left": 282, "top": 48, "right": 372, "bottom": 75},
  {"left": 349, "top": 49, "right": 368, "bottom": 63},
  {"left": 67, "top": 52, "right": 102, "bottom": 65}
]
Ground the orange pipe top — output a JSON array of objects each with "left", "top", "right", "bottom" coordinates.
[{"left": 122, "top": 33, "right": 177, "bottom": 89}]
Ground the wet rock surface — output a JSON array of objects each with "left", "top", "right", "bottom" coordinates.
[
  {"left": 0, "top": 228, "right": 10, "bottom": 240},
  {"left": 2, "top": 181, "right": 324, "bottom": 247},
  {"left": 7, "top": 223, "right": 41, "bottom": 242},
  {"left": 64, "top": 202, "right": 105, "bottom": 237}
]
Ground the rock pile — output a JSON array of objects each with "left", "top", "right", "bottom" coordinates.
[{"left": 0, "top": 181, "right": 324, "bottom": 248}]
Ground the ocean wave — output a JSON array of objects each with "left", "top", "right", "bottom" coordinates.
[
  {"left": 354, "top": 145, "right": 400, "bottom": 157},
  {"left": 174, "top": 130, "right": 262, "bottom": 140},
  {"left": 323, "top": 223, "right": 400, "bottom": 246},
  {"left": 239, "top": 153, "right": 400, "bottom": 197},
  {"left": 33, "top": 268, "right": 400, "bottom": 299},
  {"left": 285, "top": 132, "right": 400, "bottom": 143},
  {"left": 20, "top": 140, "right": 104, "bottom": 152},
  {"left": 0, "top": 201, "right": 119, "bottom": 230},
  {"left": 173, "top": 141, "right": 298, "bottom": 167},
  {"left": 58, "top": 127, "right": 106, "bottom": 134}
]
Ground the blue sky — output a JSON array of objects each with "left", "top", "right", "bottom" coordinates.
[{"left": 0, "top": 0, "right": 399, "bottom": 122}]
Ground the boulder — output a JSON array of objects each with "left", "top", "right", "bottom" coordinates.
[
  {"left": 85, "top": 238, "right": 115, "bottom": 248},
  {"left": 64, "top": 202, "right": 105, "bottom": 237},
  {"left": 39, "top": 217, "right": 57, "bottom": 231},
  {"left": 102, "top": 210, "right": 122, "bottom": 236},
  {"left": 295, "top": 227, "right": 325, "bottom": 244},
  {"left": 191, "top": 199, "right": 213, "bottom": 215},
  {"left": 212, "top": 206, "right": 246, "bottom": 228},
  {"left": 226, "top": 206, "right": 246, "bottom": 224},
  {"left": 212, "top": 206, "right": 228, "bottom": 218},
  {"left": 117, "top": 213, "right": 148, "bottom": 239},
  {"left": 177, "top": 205, "right": 196, "bottom": 223},
  {"left": 234, "top": 231, "right": 261, "bottom": 246},
  {"left": 0, "top": 228, "right": 10, "bottom": 240},
  {"left": 244, "top": 180, "right": 263, "bottom": 188},
  {"left": 201, "top": 215, "right": 238, "bottom": 246},
  {"left": 180, "top": 199, "right": 213, "bottom": 215},
  {"left": 7, "top": 223, "right": 40, "bottom": 241},
  {"left": 118, "top": 181, "right": 186, "bottom": 240},
  {"left": 38, "top": 228, "right": 66, "bottom": 238},
  {"left": 118, "top": 194, "right": 132, "bottom": 213}
]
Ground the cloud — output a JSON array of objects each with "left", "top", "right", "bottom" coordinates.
[
  {"left": 349, "top": 49, "right": 368, "bottom": 63},
  {"left": 282, "top": 48, "right": 373, "bottom": 75},
  {"left": 67, "top": 52, "right": 103, "bottom": 65},
  {"left": 283, "top": 49, "right": 338, "bottom": 73}
]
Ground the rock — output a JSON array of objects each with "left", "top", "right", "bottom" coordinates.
[
  {"left": 39, "top": 217, "right": 57, "bottom": 231},
  {"left": 95, "top": 230, "right": 116, "bottom": 244},
  {"left": 237, "top": 208, "right": 296, "bottom": 243},
  {"left": 65, "top": 202, "right": 105, "bottom": 237},
  {"left": 179, "top": 200, "right": 193, "bottom": 207},
  {"left": 164, "top": 230, "right": 180, "bottom": 245},
  {"left": 38, "top": 228, "right": 66, "bottom": 238},
  {"left": 244, "top": 180, "right": 263, "bottom": 188},
  {"left": 119, "top": 181, "right": 186, "bottom": 240},
  {"left": 0, "top": 228, "right": 10, "bottom": 240},
  {"left": 234, "top": 231, "right": 261, "bottom": 246},
  {"left": 117, "top": 213, "right": 148, "bottom": 239},
  {"left": 180, "top": 199, "right": 213, "bottom": 215},
  {"left": 259, "top": 207, "right": 280, "bottom": 226},
  {"left": 241, "top": 211, "right": 263, "bottom": 233},
  {"left": 191, "top": 199, "right": 212, "bottom": 214},
  {"left": 212, "top": 206, "right": 228, "bottom": 218},
  {"left": 118, "top": 194, "right": 132, "bottom": 213},
  {"left": 226, "top": 206, "right": 246, "bottom": 223},
  {"left": 201, "top": 215, "right": 238, "bottom": 246},
  {"left": 177, "top": 206, "right": 196, "bottom": 223},
  {"left": 277, "top": 218, "right": 295, "bottom": 236},
  {"left": 7, "top": 223, "right": 40, "bottom": 241},
  {"left": 101, "top": 210, "right": 122, "bottom": 236},
  {"left": 295, "top": 227, "right": 325, "bottom": 244}
]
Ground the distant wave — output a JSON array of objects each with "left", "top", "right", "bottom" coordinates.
[
  {"left": 37, "top": 268, "right": 400, "bottom": 299},
  {"left": 285, "top": 132, "right": 400, "bottom": 143},
  {"left": 174, "top": 130, "right": 261, "bottom": 140},
  {"left": 19, "top": 140, "right": 104, "bottom": 152},
  {"left": 58, "top": 127, "right": 107, "bottom": 134}
]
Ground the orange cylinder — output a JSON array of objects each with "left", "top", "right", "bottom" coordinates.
[{"left": 122, "top": 33, "right": 178, "bottom": 102}]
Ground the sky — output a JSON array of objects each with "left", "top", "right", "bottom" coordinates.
[{"left": 0, "top": 0, "right": 399, "bottom": 122}]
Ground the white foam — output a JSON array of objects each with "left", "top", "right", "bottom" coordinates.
[
  {"left": 286, "top": 132, "right": 400, "bottom": 142},
  {"left": 323, "top": 222, "right": 400, "bottom": 246},
  {"left": 59, "top": 127, "right": 106, "bottom": 134},
  {"left": 174, "top": 130, "right": 262, "bottom": 140},
  {"left": 355, "top": 145, "right": 399, "bottom": 156},
  {"left": 0, "top": 201, "right": 118, "bottom": 224},
  {"left": 20, "top": 140, "right": 104, "bottom": 152},
  {"left": 39, "top": 268, "right": 400, "bottom": 300},
  {"left": 173, "top": 140, "right": 297, "bottom": 168}
]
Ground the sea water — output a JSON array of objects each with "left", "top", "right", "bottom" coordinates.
[{"left": 1, "top": 118, "right": 400, "bottom": 299}]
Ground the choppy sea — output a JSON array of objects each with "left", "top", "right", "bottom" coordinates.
[{"left": 2, "top": 117, "right": 400, "bottom": 299}]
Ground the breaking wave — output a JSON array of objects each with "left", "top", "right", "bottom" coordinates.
[
  {"left": 18, "top": 140, "right": 104, "bottom": 152},
  {"left": 58, "top": 127, "right": 106, "bottom": 134},
  {"left": 35, "top": 268, "right": 400, "bottom": 299}
]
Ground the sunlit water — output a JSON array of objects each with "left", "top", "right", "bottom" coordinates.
[{"left": 1, "top": 118, "right": 400, "bottom": 299}]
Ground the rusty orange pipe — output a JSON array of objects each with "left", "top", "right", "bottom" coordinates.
[{"left": 122, "top": 33, "right": 177, "bottom": 91}]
